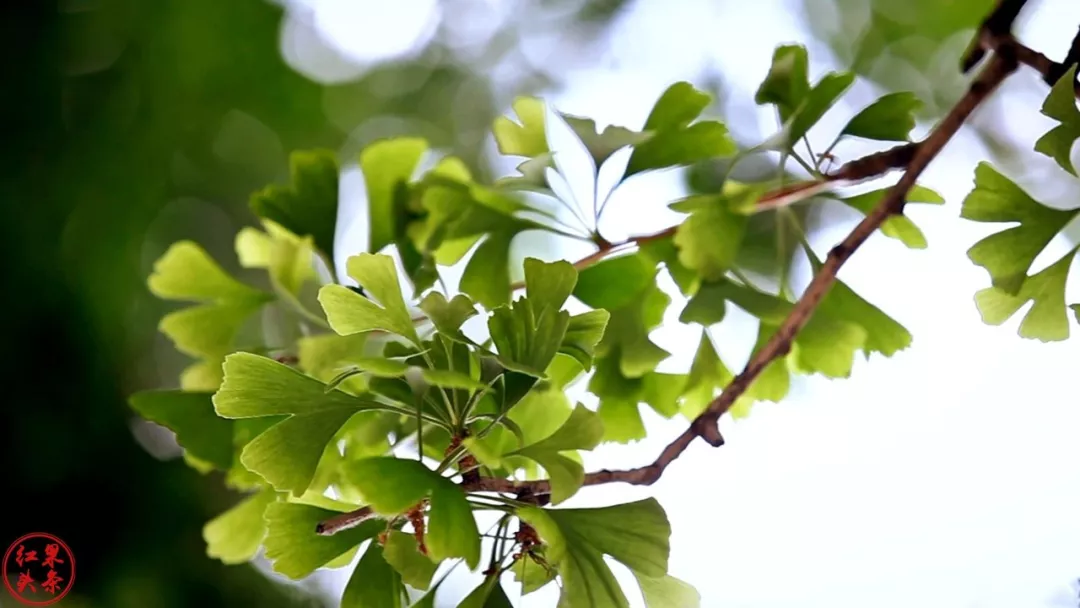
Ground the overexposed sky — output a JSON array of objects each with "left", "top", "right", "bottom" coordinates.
[{"left": 282, "top": 0, "right": 1080, "bottom": 606}]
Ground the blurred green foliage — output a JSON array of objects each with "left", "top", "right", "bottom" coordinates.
[{"left": 802, "top": 0, "right": 995, "bottom": 114}]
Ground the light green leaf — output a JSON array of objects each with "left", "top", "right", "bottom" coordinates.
[
  {"left": 147, "top": 241, "right": 270, "bottom": 368},
  {"left": 597, "top": 398, "right": 646, "bottom": 444},
  {"left": 460, "top": 229, "right": 520, "bottom": 309},
  {"left": 518, "top": 498, "right": 671, "bottom": 608},
  {"left": 361, "top": 138, "right": 429, "bottom": 255},
  {"left": 573, "top": 253, "right": 657, "bottom": 310},
  {"left": 839, "top": 92, "right": 923, "bottom": 142},
  {"left": 344, "top": 457, "right": 481, "bottom": 568},
  {"left": 159, "top": 302, "right": 264, "bottom": 360},
  {"left": 342, "top": 542, "right": 405, "bottom": 608},
  {"left": 807, "top": 251, "right": 911, "bottom": 357},
  {"left": 512, "top": 404, "right": 603, "bottom": 454},
  {"left": 249, "top": 149, "right": 340, "bottom": 267},
  {"left": 427, "top": 479, "right": 481, "bottom": 568},
  {"left": 129, "top": 390, "right": 233, "bottom": 470},
  {"left": 593, "top": 280, "right": 671, "bottom": 379},
  {"left": 635, "top": 573, "right": 701, "bottom": 608},
  {"left": 789, "top": 312, "right": 866, "bottom": 378},
  {"left": 488, "top": 261, "right": 575, "bottom": 376},
  {"left": 678, "top": 333, "right": 734, "bottom": 419},
  {"left": 238, "top": 219, "right": 318, "bottom": 296},
  {"left": 626, "top": 82, "right": 736, "bottom": 176},
  {"left": 787, "top": 71, "right": 855, "bottom": 144},
  {"left": 494, "top": 97, "right": 548, "bottom": 157},
  {"left": 673, "top": 198, "right": 749, "bottom": 281},
  {"left": 203, "top": 488, "right": 277, "bottom": 565},
  {"left": 148, "top": 241, "right": 268, "bottom": 303},
  {"left": 961, "top": 162, "right": 1079, "bottom": 294},
  {"left": 754, "top": 45, "right": 810, "bottom": 122},
  {"left": 215, "top": 352, "right": 379, "bottom": 417},
  {"left": 560, "top": 309, "right": 610, "bottom": 372},
  {"left": 563, "top": 115, "right": 651, "bottom": 167},
  {"left": 975, "top": 249, "right": 1077, "bottom": 342},
  {"left": 642, "top": 373, "right": 686, "bottom": 418},
  {"left": 512, "top": 553, "right": 557, "bottom": 594},
  {"left": 297, "top": 332, "right": 370, "bottom": 384},
  {"left": 319, "top": 253, "right": 421, "bottom": 344},
  {"left": 418, "top": 292, "right": 478, "bottom": 344},
  {"left": 382, "top": 530, "right": 437, "bottom": 590},
  {"left": 240, "top": 408, "right": 358, "bottom": 495},
  {"left": 525, "top": 257, "right": 577, "bottom": 312},
  {"left": 214, "top": 352, "right": 385, "bottom": 494},
  {"left": 344, "top": 457, "right": 434, "bottom": 514},
  {"left": 744, "top": 324, "right": 791, "bottom": 404},
  {"left": 263, "top": 502, "right": 382, "bottom": 579},
  {"left": 836, "top": 184, "right": 945, "bottom": 249},
  {"left": 1034, "top": 64, "right": 1080, "bottom": 176},
  {"left": 508, "top": 405, "right": 604, "bottom": 504},
  {"left": 459, "top": 576, "right": 514, "bottom": 608},
  {"left": 817, "top": 279, "right": 911, "bottom": 357}
]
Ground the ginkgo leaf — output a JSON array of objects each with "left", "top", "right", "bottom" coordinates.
[
  {"left": 493, "top": 97, "right": 548, "bottom": 157},
  {"left": 148, "top": 241, "right": 268, "bottom": 303},
  {"left": 459, "top": 228, "right": 526, "bottom": 309},
  {"left": 319, "top": 253, "right": 421, "bottom": 344},
  {"left": 672, "top": 197, "right": 749, "bottom": 281},
  {"left": 341, "top": 542, "right": 407, "bottom": 608},
  {"left": 839, "top": 92, "right": 922, "bottom": 142},
  {"left": 590, "top": 277, "right": 671, "bottom": 379},
  {"left": 635, "top": 573, "right": 702, "bottom": 608},
  {"left": 574, "top": 252, "right": 657, "bottom": 310},
  {"left": 833, "top": 184, "right": 945, "bottom": 249},
  {"left": 382, "top": 530, "right": 437, "bottom": 590},
  {"left": 518, "top": 498, "right": 672, "bottom": 608},
  {"left": 512, "top": 551, "right": 557, "bottom": 594},
  {"left": 507, "top": 404, "right": 604, "bottom": 504},
  {"left": 203, "top": 488, "right": 277, "bottom": 565},
  {"left": 129, "top": 390, "right": 234, "bottom": 470},
  {"left": 975, "top": 249, "right": 1078, "bottom": 342},
  {"left": 147, "top": 241, "right": 271, "bottom": 366},
  {"left": 562, "top": 115, "right": 652, "bottom": 168},
  {"left": 361, "top": 137, "right": 429, "bottom": 255},
  {"left": 263, "top": 502, "right": 382, "bottom": 579},
  {"left": 418, "top": 292, "right": 478, "bottom": 344},
  {"left": 678, "top": 333, "right": 734, "bottom": 419},
  {"left": 236, "top": 219, "right": 318, "bottom": 297},
  {"left": 789, "top": 312, "right": 866, "bottom": 378},
  {"left": 589, "top": 355, "right": 648, "bottom": 443},
  {"left": 754, "top": 45, "right": 810, "bottom": 122},
  {"left": 1034, "top": 64, "right": 1080, "bottom": 176},
  {"left": 807, "top": 250, "right": 912, "bottom": 358},
  {"left": 213, "top": 352, "right": 390, "bottom": 495},
  {"left": 159, "top": 302, "right": 265, "bottom": 360},
  {"left": 344, "top": 457, "right": 481, "bottom": 568},
  {"left": 559, "top": 309, "right": 610, "bottom": 372},
  {"left": 961, "top": 162, "right": 1080, "bottom": 294},
  {"left": 297, "top": 332, "right": 370, "bottom": 384},
  {"left": 755, "top": 44, "right": 854, "bottom": 150},
  {"left": 626, "top": 82, "right": 737, "bottom": 176},
  {"left": 459, "top": 575, "right": 514, "bottom": 608},
  {"left": 488, "top": 258, "right": 578, "bottom": 376},
  {"left": 786, "top": 71, "right": 855, "bottom": 144},
  {"left": 249, "top": 149, "right": 340, "bottom": 270}
]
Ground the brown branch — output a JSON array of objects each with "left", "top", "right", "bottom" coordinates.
[{"left": 318, "top": 17, "right": 1059, "bottom": 536}]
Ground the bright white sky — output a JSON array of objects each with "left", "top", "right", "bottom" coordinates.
[{"left": 279, "top": 0, "right": 1080, "bottom": 606}]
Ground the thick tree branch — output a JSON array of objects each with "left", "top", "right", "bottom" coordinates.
[{"left": 318, "top": 15, "right": 1069, "bottom": 536}]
